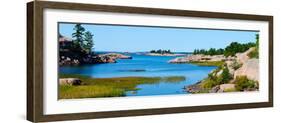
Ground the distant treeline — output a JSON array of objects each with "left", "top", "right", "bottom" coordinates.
[
  {"left": 193, "top": 34, "right": 259, "bottom": 57},
  {"left": 150, "top": 49, "right": 172, "bottom": 54}
]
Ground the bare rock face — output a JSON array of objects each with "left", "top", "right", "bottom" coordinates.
[
  {"left": 216, "top": 69, "right": 223, "bottom": 77},
  {"left": 59, "top": 57, "right": 80, "bottom": 66},
  {"left": 100, "top": 53, "right": 132, "bottom": 59},
  {"left": 206, "top": 55, "right": 226, "bottom": 62},
  {"left": 234, "top": 59, "right": 259, "bottom": 81},
  {"left": 225, "top": 60, "right": 235, "bottom": 75},
  {"left": 169, "top": 54, "right": 229, "bottom": 63},
  {"left": 169, "top": 55, "right": 207, "bottom": 63},
  {"left": 59, "top": 78, "right": 82, "bottom": 86},
  {"left": 182, "top": 47, "right": 259, "bottom": 93},
  {"left": 98, "top": 55, "right": 117, "bottom": 63},
  {"left": 184, "top": 82, "right": 206, "bottom": 93},
  {"left": 236, "top": 47, "right": 255, "bottom": 64},
  {"left": 217, "top": 84, "right": 236, "bottom": 92},
  {"left": 209, "top": 85, "right": 220, "bottom": 93},
  {"left": 168, "top": 57, "right": 190, "bottom": 63}
]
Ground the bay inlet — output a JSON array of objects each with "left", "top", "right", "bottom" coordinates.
[{"left": 59, "top": 53, "right": 217, "bottom": 97}]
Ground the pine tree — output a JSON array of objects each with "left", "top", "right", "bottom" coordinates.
[
  {"left": 72, "top": 24, "right": 85, "bottom": 50},
  {"left": 256, "top": 34, "right": 259, "bottom": 51},
  {"left": 84, "top": 31, "right": 94, "bottom": 54},
  {"left": 220, "top": 67, "right": 231, "bottom": 84}
]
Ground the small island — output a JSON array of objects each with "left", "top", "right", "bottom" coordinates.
[{"left": 146, "top": 49, "right": 186, "bottom": 56}]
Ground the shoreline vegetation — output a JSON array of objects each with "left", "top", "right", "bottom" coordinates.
[
  {"left": 187, "top": 61, "right": 224, "bottom": 67},
  {"left": 169, "top": 34, "right": 260, "bottom": 93},
  {"left": 59, "top": 74, "right": 186, "bottom": 99}
]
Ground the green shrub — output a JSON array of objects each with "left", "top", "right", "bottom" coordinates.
[
  {"left": 235, "top": 76, "right": 258, "bottom": 91},
  {"left": 248, "top": 47, "right": 259, "bottom": 58},
  {"left": 230, "top": 60, "right": 242, "bottom": 70},
  {"left": 218, "top": 67, "right": 232, "bottom": 84},
  {"left": 201, "top": 78, "right": 219, "bottom": 89},
  {"left": 224, "top": 88, "right": 237, "bottom": 92},
  {"left": 201, "top": 66, "right": 232, "bottom": 89},
  {"left": 248, "top": 34, "right": 259, "bottom": 58}
]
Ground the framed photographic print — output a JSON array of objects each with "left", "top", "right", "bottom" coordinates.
[{"left": 27, "top": 1, "right": 273, "bottom": 122}]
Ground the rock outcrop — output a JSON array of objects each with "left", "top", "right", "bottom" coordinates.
[
  {"left": 168, "top": 57, "right": 190, "bottom": 63},
  {"left": 99, "top": 53, "right": 132, "bottom": 59},
  {"left": 183, "top": 47, "right": 259, "bottom": 93},
  {"left": 59, "top": 78, "right": 82, "bottom": 85},
  {"left": 225, "top": 60, "right": 235, "bottom": 75},
  {"left": 233, "top": 47, "right": 259, "bottom": 81},
  {"left": 59, "top": 53, "right": 132, "bottom": 66},
  {"left": 59, "top": 56, "right": 80, "bottom": 66},
  {"left": 234, "top": 59, "right": 259, "bottom": 81},
  {"left": 236, "top": 47, "right": 255, "bottom": 64},
  {"left": 184, "top": 82, "right": 205, "bottom": 93},
  {"left": 168, "top": 54, "right": 234, "bottom": 63},
  {"left": 58, "top": 34, "right": 132, "bottom": 66},
  {"left": 217, "top": 84, "right": 236, "bottom": 92},
  {"left": 59, "top": 54, "right": 117, "bottom": 66},
  {"left": 185, "top": 83, "right": 236, "bottom": 93}
]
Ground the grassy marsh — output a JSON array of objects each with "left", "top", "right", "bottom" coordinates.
[{"left": 59, "top": 74, "right": 186, "bottom": 99}]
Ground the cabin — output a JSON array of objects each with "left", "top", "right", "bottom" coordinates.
[{"left": 59, "top": 34, "right": 73, "bottom": 52}]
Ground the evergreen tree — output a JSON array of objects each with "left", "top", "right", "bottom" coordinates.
[
  {"left": 84, "top": 31, "right": 94, "bottom": 54},
  {"left": 248, "top": 34, "right": 259, "bottom": 58},
  {"left": 157, "top": 49, "right": 162, "bottom": 54},
  {"left": 72, "top": 24, "right": 85, "bottom": 50},
  {"left": 220, "top": 67, "right": 231, "bottom": 84},
  {"left": 256, "top": 34, "right": 259, "bottom": 51},
  {"left": 167, "top": 49, "right": 171, "bottom": 53}
]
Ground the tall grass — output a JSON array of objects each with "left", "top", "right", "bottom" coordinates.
[
  {"left": 59, "top": 74, "right": 186, "bottom": 99},
  {"left": 59, "top": 85, "right": 125, "bottom": 99},
  {"left": 189, "top": 61, "right": 224, "bottom": 67}
]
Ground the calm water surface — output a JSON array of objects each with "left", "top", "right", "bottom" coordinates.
[{"left": 59, "top": 54, "right": 216, "bottom": 96}]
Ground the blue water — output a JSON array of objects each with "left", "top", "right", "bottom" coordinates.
[{"left": 59, "top": 54, "right": 216, "bottom": 96}]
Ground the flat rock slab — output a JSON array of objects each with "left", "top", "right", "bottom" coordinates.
[
  {"left": 218, "top": 84, "right": 236, "bottom": 92},
  {"left": 59, "top": 78, "right": 82, "bottom": 86}
]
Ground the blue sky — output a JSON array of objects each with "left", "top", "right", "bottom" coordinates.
[{"left": 59, "top": 23, "right": 258, "bottom": 52}]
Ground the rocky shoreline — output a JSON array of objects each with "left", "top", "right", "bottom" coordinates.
[
  {"left": 59, "top": 53, "right": 132, "bottom": 66},
  {"left": 99, "top": 53, "right": 132, "bottom": 59},
  {"left": 59, "top": 34, "right": 132, "bottom": 66},
  {"left": 184, "top": 82, "right": 237, "bottom": 93},
  {"left": 170, "top": 47, "right": 259, "bottom": 93},
  {"left": 168, "top": 54, "right": 234, "bottom": 63}
]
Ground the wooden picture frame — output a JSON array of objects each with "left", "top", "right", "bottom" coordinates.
[{"left": 27, "top": 1, "right": 273, "bottom": 122}]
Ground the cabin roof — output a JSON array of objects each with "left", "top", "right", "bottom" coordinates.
[{"left": 59, "top": 36, "right": 72, "bottom": 42}]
